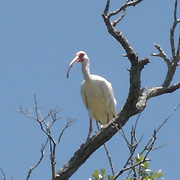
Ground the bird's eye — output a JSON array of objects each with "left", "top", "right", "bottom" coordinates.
[{"left": 79, "top": 53, "right": 85, "bottom": 59}]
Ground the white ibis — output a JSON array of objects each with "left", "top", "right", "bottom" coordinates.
[{"left": 67, "top": 51, "right": 117, "bottom": 141}]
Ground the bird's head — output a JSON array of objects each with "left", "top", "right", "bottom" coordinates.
[{"left": 67, "top": 51, "right": 89, "bottom": 78}]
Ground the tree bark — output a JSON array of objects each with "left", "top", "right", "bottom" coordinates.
[{"left": 55, "top": 0, "right": 180, "bottom": 179}]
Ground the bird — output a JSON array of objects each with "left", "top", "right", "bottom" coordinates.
[{"left": 67, "top": 51, "right": 117, "bottom": 141}]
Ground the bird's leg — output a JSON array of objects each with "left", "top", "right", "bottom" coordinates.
[{"left": 86, "top": 118, "right": 92, "bottom": 141}]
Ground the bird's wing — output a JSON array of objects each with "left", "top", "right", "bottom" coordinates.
[
  {"left": 100, "top": 78, "right": 117, "bottom": 115},
  {"left": 81, "top": 82, "right": 89, "bottom": 110}
]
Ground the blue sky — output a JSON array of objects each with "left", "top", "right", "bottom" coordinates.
[{"left": 0, "top": 0, "right": 180, "bottom": 179}]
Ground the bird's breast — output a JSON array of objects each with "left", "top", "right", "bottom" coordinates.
[{"left": 81, "top": 81, "right": 112, "bottom": 125}]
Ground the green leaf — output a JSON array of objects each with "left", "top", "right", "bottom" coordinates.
[
  {"left": 107, "top": 175, "right": 114, "bottom": 180},
  {"left": 152, "top": 169, "right": 164, "bottom": 179},
  {"left": 136, "top": 153, "right": 144, "bottom": 163},
  {"left": 142, "top": 161, "right": 149, "bottom": 169},
  {"left": 100, "top": 168, "right": 106, "bottom": 176},
  {"left": 93, "top": 170, "right": 99, "bottom": 179}
]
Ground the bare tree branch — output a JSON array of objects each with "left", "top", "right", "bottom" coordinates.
[
  {"left": 96, "top": 122, "right": 115, "bottom": 176},
  {"left": 141, "top": 103, "right": 180, "bottom": 157},
  {"left": 103, "top": 143, "right": 115, "bottom": 176},
  {"left": 113, "top": 112, "right": 154, "bottom": 180},
  {"left": 102, "top": 0, "right": 137, "bottom": 57},
  {"left": 151, "top": 0, "right": 180, "bottom": 88},
  {"left": 156, "top": 103, "right": 180, "bottom": 132},
  {"left": 113, "top": 158, "right": 151, "bottom": 180},
  {"left": 0, "top": 169, "right": 6, "bottom": 180},
  {"left": 17, "top": 96, "right": 75, "bottom": 180},
  {"left": 146, "top": 82, "right": 180, "bottom": 99},
  {"left": 103, "top": 0, "right": 110, "bottom": 16},
  {"left": 108, "top": 0, "right": 143, "bottom": 19},
  {"left": 177, "top": 34, "right": 180, "bottom": 55},
  {"left": 152, "top": 141, "right": 180, "bottom": 151},
  {"left": 170, "top": 0, "right": 180, "bottom": 59},
  {"left": 55, "top": 0, "right": 180, "bottom": 179},
  {"left": 111, "top": 9, "right": 126, "bottom": 27},
  {"left": 151, "top": 44, "right": 170, "bottom": 66},
  {"left": 26, "top": 144, "right": 46, "bottom": 180}
]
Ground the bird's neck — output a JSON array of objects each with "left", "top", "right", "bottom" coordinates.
[{"left": 81, "top": 61, "right": 92, "bottom": 81}]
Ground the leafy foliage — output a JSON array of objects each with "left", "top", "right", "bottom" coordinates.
[
  {"left": 133, "top": 153, "right": 164, "bottom": 180},
  {"left": 90, "top": 154, "right": 164, "bottom": 180},
  {"left": 89, "top": 168, "right": 114, "bottom": 180}
]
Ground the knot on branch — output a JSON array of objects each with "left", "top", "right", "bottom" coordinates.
[{"left": 136, "top": 90, "right": 147, "bottom": 112}]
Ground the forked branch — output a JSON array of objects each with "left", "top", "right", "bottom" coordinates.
[
  {"left": 55, "top": 0, "right": 180, "bottom": 179},
  {"left": 17, "top": 96, "right": 75, "bottom": 180}
]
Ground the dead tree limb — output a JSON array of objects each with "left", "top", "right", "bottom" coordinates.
[
  {"left": 55, "top": 0, "right": 180, "bottom": 179},
  {"left": 17, "top": 96, "right": 75, "bottom": 180}
]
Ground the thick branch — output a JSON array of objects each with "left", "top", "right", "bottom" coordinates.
[
  {"left": 162, "top": 64, "right": 177, "bottom": 87},
  {"left": 55, "top": 108, "right": 133, "bottom": 179},
  {"left": 102, "top": 13, "right": 135, "bottom": 57},
  {"left": 138, "top": 57, "right": 150, "bottom": 71},
  {"left": 102, "top": 0, "right": 137, "bottom": 57},
  {"left": 55, "top": 1, "right": 180, "bottom": 179},
  {"left": 136, "top": 82, "right": 180, "bottom": 111},
  {"left": 147, "top": 82, "right": 180, "bottom": 99},
  {"left": 55, "top": 40, "right": 148, "bottom": 180}
]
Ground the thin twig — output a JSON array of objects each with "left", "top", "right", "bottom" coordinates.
[
  {"left": 114, "top": 102, "right": 180, "bottom": 180},
  {"left": 112, "top": 122, "right": 130, "bottom": 148},
  {"left": 177, "top": 34, "right": 180, "bottom": 55},
  {"left": 0, "top": 169, "right": 6, "bottom": 180},
  {"left": 151, "top": 44, "right": 170, "bottom": 66},
  {"left": 17, "top": 96, "right": 75, "bottom": 180},
  {"left": 26, "top": 144, "right": 46, "bottom": 180},
  {"left": 111, "top": 9, "right": 126, "bottom": 27},
  {"left": 57, "top": 118, "right": 75, "bottom": 144},
  {"left": 50, "top": 118, "right": 75, "bottom": 179},
  {"left": 113, "top": 158, "right": 151, "bottom": 180},
  {"left": 103, "top": 143, "right": 115, "bottom": 176},
  {"left": 103, "top": 0, "right": 110, "bottom": 15},
  {"left": 96, "top": 122, "right": 115, "bottom": 175},
  {"left": 141, "top": 103, "right": 180, "bottom": 155},
  {"left": 133, "top": 112, "right": 141, "bottom": 138},
  {"left": 156, "top": 103, "right": 180, "bottom": 132},
  {"left": 170, "top": 0, "right": 180, "bottom": 59},
  {"left": 108, "top": 0, "right": 143, "bottom": 18},
  {"left": 152, "top": 141, "right": 180, "bottom": 150},
  {"left": 112, "top": 114, "right": 144, "bottom": 180},
  {"left": 33, "top": 95, "right": 56, "bottom": 145}
]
